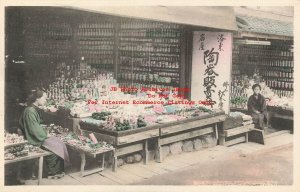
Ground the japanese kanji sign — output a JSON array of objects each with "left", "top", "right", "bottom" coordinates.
[{"left": 191, "top": 32, "right": 232, "bottom": 114}]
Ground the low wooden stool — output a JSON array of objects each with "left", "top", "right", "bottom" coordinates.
[{"left": 248, "top": 127, "right": 265, "bottom": 145}]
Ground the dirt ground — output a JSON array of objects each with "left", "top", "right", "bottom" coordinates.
[{"left": 134, "top": 146, "right": 293, "bottom": 185}]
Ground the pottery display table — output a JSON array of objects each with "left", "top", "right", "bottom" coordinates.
[{"left": 5, "top": 150, "right": 52, "bottom": 185}]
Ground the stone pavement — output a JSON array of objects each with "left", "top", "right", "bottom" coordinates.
[{"left": 24, "top": 130, "right": 293, "bottom": 185}]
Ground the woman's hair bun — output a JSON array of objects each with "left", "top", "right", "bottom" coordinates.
[{"left": 27, "top": 88, "right": 45, "bottom": 105}]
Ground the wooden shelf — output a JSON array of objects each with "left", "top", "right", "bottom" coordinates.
[{"left": 4, "top": 141, "right": 28, "bottom": 149}]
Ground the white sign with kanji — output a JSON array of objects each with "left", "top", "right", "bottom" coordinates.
[{"left": 191, "top": 31, "right": 232, "bottom": 114}]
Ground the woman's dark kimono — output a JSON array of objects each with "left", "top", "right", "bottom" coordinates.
[
  {"left": 247, "top": 94, "right": 268, "bottom": 129},
  {"left": 19, "top": 105, "right": 69, "bottom": 176}
]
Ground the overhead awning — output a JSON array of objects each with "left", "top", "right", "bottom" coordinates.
[
  {"left": 236, "top": 14, "right": 293, "bottom": 40},
  {"left": 69, "top": 6, "right": 237, "bottom": 31}
]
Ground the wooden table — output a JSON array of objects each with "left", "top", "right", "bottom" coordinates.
[
  {"left": 5, "top": 150, "right": 52, "bottom": 185},
  {"left": 79, "top": 111, "right": 226, "bottom": 169},
  {"left": 80, "top": 120, "right": 160, "bottom": 172},
  {"left": 42, "top": 110, "right": 226, "bottom": 169},
  {"left": 66, "top": 144, "right": 114, "bottom": 177},
  {"left": 79, "top": 131, "right": 154, "bottom": 172}
]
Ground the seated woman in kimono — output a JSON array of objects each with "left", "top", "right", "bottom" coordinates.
[
  {"left": 247, "top": 84, "right": 268, "bottom": 130},
  {"left": 19, "top": 89, "right": 69, "bottom": 179}
]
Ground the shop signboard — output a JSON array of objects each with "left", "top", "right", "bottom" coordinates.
[{"left": 191, "top": 31, "right": 232, "bottom": 114}]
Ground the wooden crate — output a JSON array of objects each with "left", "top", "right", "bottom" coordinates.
[{"left": 219, "top": 124, "right": 265, "bottom": 146}]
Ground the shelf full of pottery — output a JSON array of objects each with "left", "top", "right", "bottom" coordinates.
[
  {"left": 75, "top": 80, "right": 224, "bottom": 134},
  {"left": 43, "top": 72, "right": 116, "bottom": 112},
  {"left": 230, "top": 75, "right": 293, "bottom": 110},
  {"left": 42, "top": 72, "right": 225, "bottom": 143},
  {"left": 76, "top": 78, "right": 225, "bottom": 146}
]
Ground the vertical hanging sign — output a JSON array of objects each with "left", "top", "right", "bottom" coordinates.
[{"left": 191, "top": 31, "right": 232, "bottom": 114}]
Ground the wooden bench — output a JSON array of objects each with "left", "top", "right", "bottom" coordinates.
[{"left": 66, "top": 143, "right": 114, "bottom": 177}]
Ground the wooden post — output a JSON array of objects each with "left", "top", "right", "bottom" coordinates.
[
  {"left": 180, "top": 27, "right": 186, "bottom": 91},
  {"left": 214, "top": 123, "right": 219, "bottom": 140},
  {"left": 38, "top": 156, "right": 44, "bottom": 185},
  {"left": 143, "top": 140, "right": 149, "bottom": 165},
  {"left": 114, "top": 21, "right": 120, "bottom": 78},
  {"left": 185, "top": 27, "right": 193, "bottom": 100},
  {"left": 80, "top": 152, "right": 86, "bottom": 177},
  {"left": 156, "top": 137, "right": 162, "bottom": 163},
  {"left": 219, "top": 135, "right": 226, "bottom": 146},
  {"left": 228, "top": 32, "right": 233, "bottom": 115},
  {"left": 102, "top": 153, "right": 105, "bottom": 169},
  {"left": 113, "top": 153, "right": 117, "bottom": 172},
  {"left": 266, "top": 111, "right": 271, "bottom": 128},
  {"left": 217, "top": 122, "right": 225, "bottom": 146}
]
